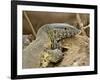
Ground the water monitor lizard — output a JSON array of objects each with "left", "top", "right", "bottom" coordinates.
[{"left": 22, "top": 23, "right": 80, "bottom": 68}]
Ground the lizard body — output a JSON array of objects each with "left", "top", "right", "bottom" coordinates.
[{"left": 23, "top": 23, "right": 80, "bottom": 68}]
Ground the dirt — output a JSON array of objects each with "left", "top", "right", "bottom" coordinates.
[{"left": 58, "top": 35, "right": 89, "bottom": 67}]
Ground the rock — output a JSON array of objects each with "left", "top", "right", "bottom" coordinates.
[{"left": 22, "top": 34, "right": 34, "bottom": 49}]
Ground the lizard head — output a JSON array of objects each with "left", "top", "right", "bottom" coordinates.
[
  {"left": 62, "top": 23, "right": 80, "bottom": 38},
  {"left": 50, "top": 23, "right": 80, "bottom": 41}
]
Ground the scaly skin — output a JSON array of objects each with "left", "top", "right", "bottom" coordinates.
[{"left": 22, "top": 23, "right": 80, "bottom": 68}]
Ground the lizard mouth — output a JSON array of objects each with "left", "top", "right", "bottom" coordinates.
[{"left": 61, "top": 47, "right": 68, "bottom": 52}]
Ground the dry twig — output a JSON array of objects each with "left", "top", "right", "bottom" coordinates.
[
  {"left": 83, "top": 24, "right": 90, "bottom": 30},
  {"left": 24, "top": 11, "right": 36, "bottom": 37},
  {"left": 76, "top": 14, "right": 87, "bottom": 36}
]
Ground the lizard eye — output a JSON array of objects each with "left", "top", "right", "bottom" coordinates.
[{"left": 64, "top": 27, "right": 67, "bottom": 30}]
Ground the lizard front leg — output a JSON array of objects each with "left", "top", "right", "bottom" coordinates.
[{"left": 40, "top": 49, "right": 64, "bottom": 68}]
